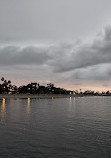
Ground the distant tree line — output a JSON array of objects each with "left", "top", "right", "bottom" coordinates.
[
  {"left": 0, "top": 77, "right": 71, "bottom": 94},
  {"left": 18, "top": 82, "right": 71, "bottom": 94},
  {"left": 0, "top": 77, "right": 111, "bottom": 96}
]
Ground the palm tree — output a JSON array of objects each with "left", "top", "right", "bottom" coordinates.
[
  {"left": 1, "top": 77, "right": 4, "bottom": 82},
  {"left": 8, "top": 80, "right": 11, "bottom": 85},
  {"left": 4, "top": 80, "right": 8, "bottom": 86}
]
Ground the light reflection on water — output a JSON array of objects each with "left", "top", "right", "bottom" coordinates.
[
  {"left": 0, "top": 97, "right": 111, "bottom": 158},
  {"left": 0, "top": 98, "right": 6, "bottom": 121},
  {"left": 26, "top": 98, "right": 30, "bottom": 115}
]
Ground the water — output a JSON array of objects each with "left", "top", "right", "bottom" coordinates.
[{"left": 0, "top": 97, "right": 111, "bottom": 158}]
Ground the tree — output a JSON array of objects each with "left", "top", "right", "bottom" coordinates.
[
  {"left": 106, "top": 91, "right": 110, "bottom": 95},
  {"left": 1, "top": 77, "right": 4, "bottom": 82},
  {"left": 0, "top": 77, "right": 13, "bottom": 93},
  {"left": 8, "top": 80, "right": 11, "bottom": 85},
  {"left": 47, "top": 83, "right": 54, "bottom": 94}
]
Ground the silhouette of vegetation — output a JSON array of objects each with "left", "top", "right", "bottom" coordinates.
[{"left": 0, "top": 77, "right": 111, "bottom": 96}]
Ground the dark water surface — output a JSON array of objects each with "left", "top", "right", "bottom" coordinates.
[{"left": 0, "top": 97, "right": 111, "bottom": 158}]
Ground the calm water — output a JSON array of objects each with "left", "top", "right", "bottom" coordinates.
[{"left": 0, "top": 97, "right": 111, "bottom": 158}]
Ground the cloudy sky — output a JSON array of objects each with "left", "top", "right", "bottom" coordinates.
[{"left": 0, "top": 0, "right": 111, "bottom": 91}]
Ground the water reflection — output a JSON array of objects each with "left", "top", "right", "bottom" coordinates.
[
  {"left": 27, "top": 98, "right": 30, "bottom": 115},
  {"left": 0, "top": 97, "right": 111, "bottom": 157},
  {"left": 51, "top": 97, "right": 54, "bottom": 105},
  {"left": 70, "top": 97, "right": 72, "bottom": 104},
  {"left": 1, "top": 98, "right": 6, "bottom": 121},
  {"left": 68, "top": 97, "right": 73, "bottom": 111}
]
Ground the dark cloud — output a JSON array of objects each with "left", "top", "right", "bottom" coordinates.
[
  {"left": 49, "top": 26, "right": 111, "bottom": 73},
  {"left": 0, "top": 26, "right": 111, "bottom": 71},
  {"left": 1, "top": 26, "right": 111, "bottom": 86},
  {"left": 0, "top": 45, "right": 51, "bottom": 66},
  {"left": 70, "top": 63, "right": 111, "bottom": 81}
]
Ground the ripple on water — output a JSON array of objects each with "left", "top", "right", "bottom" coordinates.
[{"left": 0, "top": 97, "right": 111, "bottom": 158}]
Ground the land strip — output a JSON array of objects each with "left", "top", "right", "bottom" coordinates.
[{"left": 0, "top": 94, "right": 76, "bottom": 99}]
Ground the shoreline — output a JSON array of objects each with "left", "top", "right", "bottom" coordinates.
[
  {"left": 0, "top": 94, "right": 110, "bottom": 99},
  {"left": 0, "top": 94, "right": 76, "bottom": 99}
]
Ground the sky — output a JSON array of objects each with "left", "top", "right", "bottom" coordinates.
[{"left": 0, "top": 0, "right": 111, "bottom": 91}]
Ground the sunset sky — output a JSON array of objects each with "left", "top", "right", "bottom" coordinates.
[{"left": 0, "top": 0, "right": 111, "bottom": 91}]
